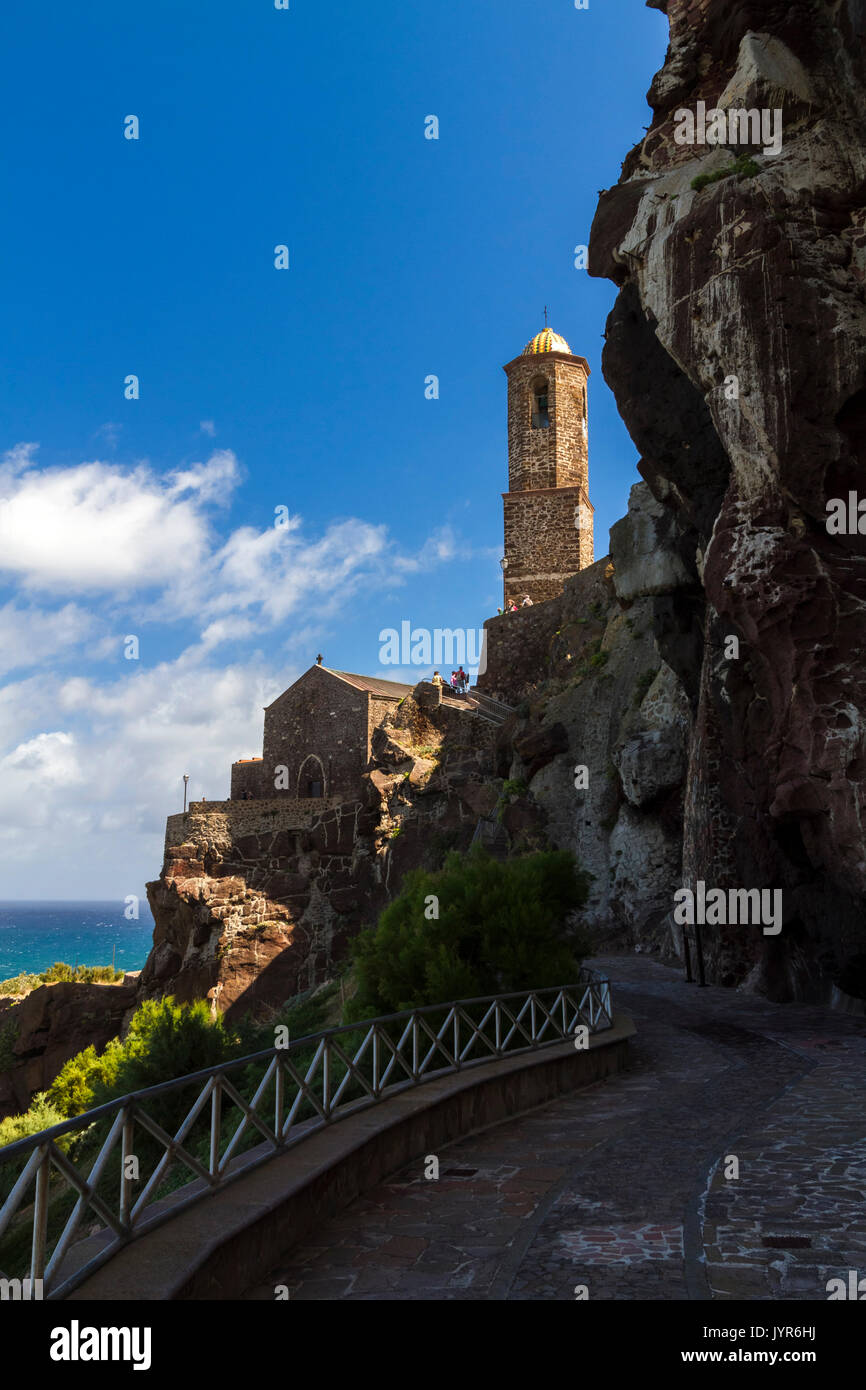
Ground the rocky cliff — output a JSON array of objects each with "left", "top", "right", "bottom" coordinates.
[
  {"left": 588, "top": 0, "right": 866, "bottom": 1000},
  {"left": 0, "top": 978, "right": 139, "bottom": 1120},
  {"left": 478, "top": 545, "right": 690, "bottom": 951}
]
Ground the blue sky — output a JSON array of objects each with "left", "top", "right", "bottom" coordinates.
[{"left": 0, "top": 0, "right": 668, "bottom": 898}]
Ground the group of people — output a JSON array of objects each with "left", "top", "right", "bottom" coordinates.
[
  {"left": 430, "top": 666, "right": 469, "bottom": 703},
  {"left": 497, "top": 594, "right": 533, "bottom": 615}
]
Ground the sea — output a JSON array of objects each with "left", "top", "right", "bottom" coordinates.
[{"left": 0, "top": 901, "right": 155, "bottom": 982}]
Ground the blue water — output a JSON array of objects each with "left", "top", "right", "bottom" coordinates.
[{"left": 0, "top": 902, "right": 155, "bottom": 981}]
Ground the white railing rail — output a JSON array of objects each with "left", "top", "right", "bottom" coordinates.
[{"left": 0, "top": 972, "right": 612, "bottom": 1300}]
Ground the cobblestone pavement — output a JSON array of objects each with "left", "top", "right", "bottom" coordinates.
[{"left": 244, "top": 955, "right": 866, "bottom": 1301}]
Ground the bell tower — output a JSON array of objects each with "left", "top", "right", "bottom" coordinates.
[{"left": 501, "top": 327, "right": 593, "bottom": 606}]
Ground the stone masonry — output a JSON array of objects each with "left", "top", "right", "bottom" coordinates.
[
  {"left": 232, "top": 665, "right": 414, "bottom": 804},
  {"left": 502, "top": 333, "right": 594, "bottom": 606}
]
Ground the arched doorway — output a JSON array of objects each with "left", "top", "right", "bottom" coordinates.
[{"left": 297, "top": 754, "right": 327, "bottom": 799}]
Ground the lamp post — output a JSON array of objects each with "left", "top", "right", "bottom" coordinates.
[
  {"left": 499, "top": 556, "right": 508, "bottom": 608},
  {"left": 183, "top": 774, "right": 190, "bottom": 813}
]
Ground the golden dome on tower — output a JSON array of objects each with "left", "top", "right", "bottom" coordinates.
[{"left": 523, "top": 327, "right": 572, "bottom": 356}]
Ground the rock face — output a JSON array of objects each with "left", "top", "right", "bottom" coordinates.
[
  {"left": 477, "top": 552, "right": 691, "bottom": 950},
  {"left": 141, "top": 800, "right": 384, "bottom": 1020},
  {"left": 0, "top": 980, "right": 138, "bottom": 1120},
  {"left": 588, "top": 0, "right": 866, "bottom": 999}
]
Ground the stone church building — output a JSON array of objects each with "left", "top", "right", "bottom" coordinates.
[
  {"left": 229, "top": 325, "right": 593, "bottom": 802},
  {"left": 231, "top": 664, "right": 415, "bottom": 803}
]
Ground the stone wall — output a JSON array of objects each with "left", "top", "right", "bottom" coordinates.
[
  {"left": 262, "top": 666, "right": 371, "bottom": 802},
  {"left": 503, "top": 485, "right": 593, "bottom": 606},
  {"left": 230, "top": 759, "right": 267, "bottom": 800},
  {"left": 505, "top": 353, "right": 589, "bottom": 493},
  {"left": 478, "top": 558, "right": 612, "bottom": 701},
  {"left": 164, "top": 798, "right": 343, "bottom": 851}
]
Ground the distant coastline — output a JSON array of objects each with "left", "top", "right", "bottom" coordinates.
[{"left": 0, "top": 901, "right": 154, "bottom": 980}]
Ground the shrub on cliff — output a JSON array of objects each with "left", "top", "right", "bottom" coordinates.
[
  {"left": 47, "top": 1040, "right": 124, "bottom": 1116},
  {"left": 0, "top": 961, "right": 124, "bottom": 1000},
  {"left": 44, "top": 999, "right": 235, "bottom": 1121},
  {"left": 346, "top": 847, "right": 592, "bottom": 1017},
  {"left": 0, "top": 1094, "right": 69, "bottom": 1196}
]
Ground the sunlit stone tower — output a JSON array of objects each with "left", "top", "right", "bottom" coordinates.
[{"left": 501, "top": 327, "right": 593, "bottom": 606}]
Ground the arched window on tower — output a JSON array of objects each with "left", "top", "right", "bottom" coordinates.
[{"left": 531, "top": 378, "right": 550, "bottom": 430}]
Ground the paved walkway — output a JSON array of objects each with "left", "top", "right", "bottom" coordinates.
[{"left": 244, "top": 954, "right": 866, "bottom": 1300}]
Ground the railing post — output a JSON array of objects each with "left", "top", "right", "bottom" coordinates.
[
  {"left": 531, "top": 994, "right": 537, "bottom": 1045},
  {"left": 210, "top": 1079, "right": 222, "bottom": 1177},
  {"left": 495, "top": 1001, "right": 501, "bottom": 1054},
  {"left": 372, "top": 1027, "right": 379, "bottom": 1097},
  {"left": 120, "top": 1106, "right": 135, "bottom": 1228},
  {"left": 453, "top": 1008, "right": 459, "bottom": 1068},
  {"left": 275, "top": 1054, "right": 285, "bottom": 1139},
  {"left": 412, "top": 1013, "right": 419, "bottom": 1080},
  {"left": 323, "top": 1038, "right": 331, "bottom": 1117},
  {"left": 30, "top": 1147, "right": 50, "bottom": 1286}
]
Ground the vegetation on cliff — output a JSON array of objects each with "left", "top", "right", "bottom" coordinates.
[
  {"left": 0, "top": 961, "right": 124, "bottom": 999},
  {"left": 346, "top": 847, "right": 592, "bottom": 1017}
]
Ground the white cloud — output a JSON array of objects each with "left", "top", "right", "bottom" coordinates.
[
  {"left": 393, "top": 526, "right": 457, "bottom": 572},
  {"left": 0, "top": 730, "right": 82, "bottom": 790},
  {"left": 167, "top": 449, "right": 238, "bottom": 506},
  {"left": 0, "top": 656, "right": 284, "bottom": 893},
  {"left": 0, "top": 602, "right": 101, "bottom": 677},
  {"left": 199, "top": 420, "right": 216, "bottom": 438},
  {"left": 0, "top": 449, "right": 240, "bottom": 593}
]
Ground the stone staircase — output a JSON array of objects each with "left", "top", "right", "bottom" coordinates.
[{"left": 461, "top": 689, "right": 515, "bottom": 727}]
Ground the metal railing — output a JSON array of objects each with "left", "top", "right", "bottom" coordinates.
[{"left": 0, "top": 972, "right": 612, "bottom": 1300}]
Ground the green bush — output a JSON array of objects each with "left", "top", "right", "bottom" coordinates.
[
  {"left": 0, "top": 1093, "right": 67, "bottom": 1153},
  {"left": 92, "top": 999, "right": 232, "bottom": 1102},
  {"left": 0, "top": 973, "right": 40, "bottom": 998},
  {"left": 46, "top": 1040, "right": 124, "bottom": 1116},
  {"left": 346, "top": 847, "right": 592, "bottom": 1017},
  {"left": 0, "top": 961, "right": 124, "bottom": 999},
  {"left": 691, "top": 153, "right": 760, "bottom": 192},
  {"left": 38, "top": 998, "right": 235, "bottom": 1132}
]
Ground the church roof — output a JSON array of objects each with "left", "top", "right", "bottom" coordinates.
[
  {"left": 327, "top": 669, "right": 416, "bottom": 699},
  {"left": 523, "top": 327, "right": 572, "bottom": 356}
]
